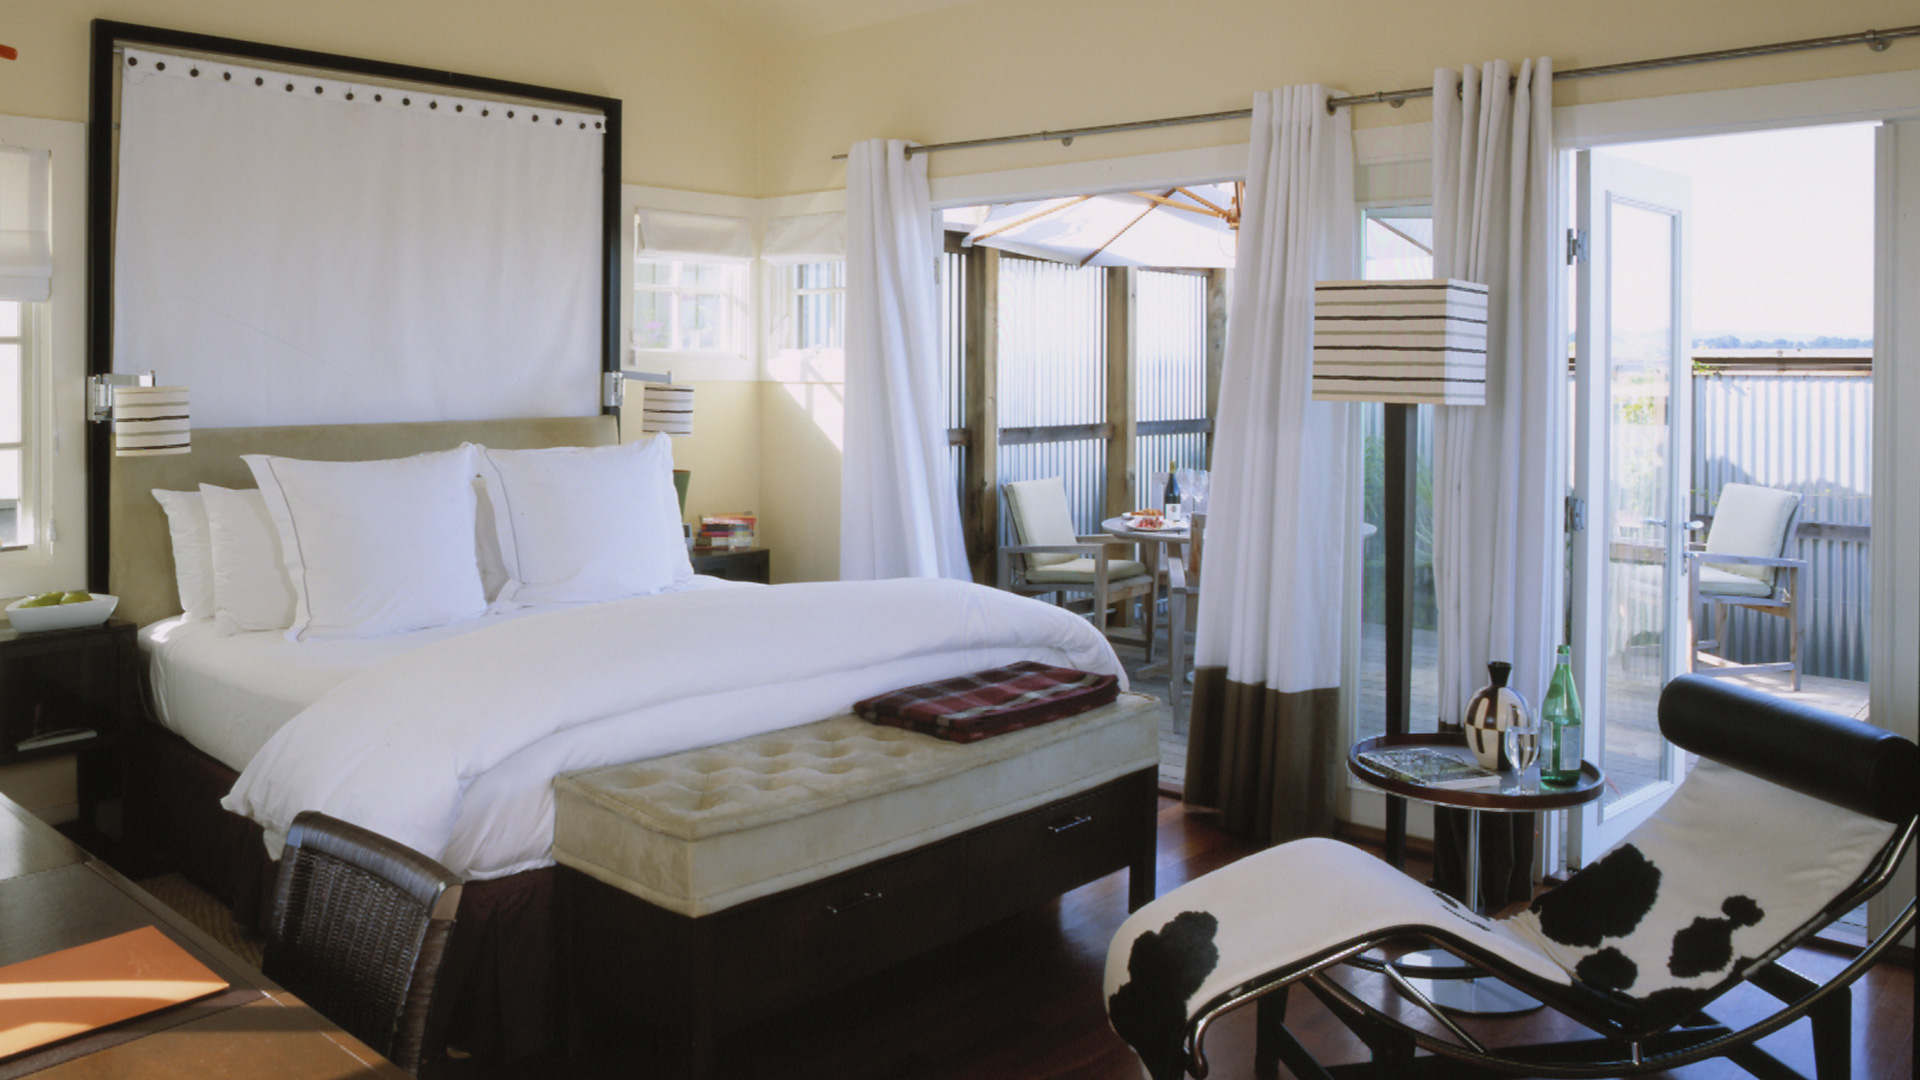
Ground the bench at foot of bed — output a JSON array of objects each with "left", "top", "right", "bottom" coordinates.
[{"left": 552, "top": 694, "right": 1161, "bottom": 1078}]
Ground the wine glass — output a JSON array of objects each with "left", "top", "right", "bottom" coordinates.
[{"left": 1503, "top": 718, "right": 1541, "bottom": 772}]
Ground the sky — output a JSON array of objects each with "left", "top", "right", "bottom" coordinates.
[{"left": 1601, "top": 122, "right": 1876, "bottom": 343}]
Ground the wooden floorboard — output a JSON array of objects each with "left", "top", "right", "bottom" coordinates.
[{"left": 440, "top": 797, "right": 1914, "bottom": 1080}]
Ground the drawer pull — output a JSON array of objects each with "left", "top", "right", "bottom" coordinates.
[
  {"left": 826, "top": 890, "right": 884, "bottom": 916},
  {"left": 1046, "top": 814, "right": 1095, "bottom": 835}
]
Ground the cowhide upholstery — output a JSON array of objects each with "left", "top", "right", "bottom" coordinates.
[
  {"left": 1102, "top": 838, "right": 1570, "bottom": 1080},
  {"left": 1506, "top": 757, "right": 1894, "bottom": 1029}
]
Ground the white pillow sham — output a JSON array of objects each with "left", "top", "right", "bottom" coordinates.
[
  {"left": 243, "top": 446, "right": 488, "bottom": 640},
  {"left": 477, "top": 435, "right": 692, "bottom": 606},
  {"left": 152, "top": 489, "right": 216, "bottom": 621},
  {"left": 200, "top": 484, "right": 297, "bottom": 635}
]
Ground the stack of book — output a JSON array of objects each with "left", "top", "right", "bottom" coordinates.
[{"left": 696, "top": 513, "right": 756, "bottom": 550}]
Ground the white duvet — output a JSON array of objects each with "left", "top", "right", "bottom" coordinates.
[{"left": 223, "top": 578, "right": 1124, "bottom": 880}]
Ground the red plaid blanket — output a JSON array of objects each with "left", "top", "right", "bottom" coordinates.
[{"left": 854, "top": 661, "right": 1119, "bottom": 743}]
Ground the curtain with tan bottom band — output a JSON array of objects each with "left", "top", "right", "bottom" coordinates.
[
  {"left": 1183, "top": 84, "right": 1353, "bottom": 846},
  {"left": 1185, "top": 669, "right": 1342, "bottom": 846}
]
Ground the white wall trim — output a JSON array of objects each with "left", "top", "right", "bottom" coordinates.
[
  {"left": 1555, "top": 68, "right": 1920, "bottom": 149},
  {"left": 928, "top": 144, "right": 1247, "bottom": 207}
]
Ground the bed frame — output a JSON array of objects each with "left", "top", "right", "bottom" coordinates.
[{"left": 113, "top": 415, "right": 616, "bottom": 1061}]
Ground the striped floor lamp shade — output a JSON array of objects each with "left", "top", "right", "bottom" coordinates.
[{"left": 1311, "top": 279, "right": 1489, "bottom": 405}]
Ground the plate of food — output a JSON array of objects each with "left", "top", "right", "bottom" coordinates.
[{"left": 1122, "top": 510, "right": 1174, "bottom": 531}]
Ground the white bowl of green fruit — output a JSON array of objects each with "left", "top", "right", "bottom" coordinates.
[{"left": 6, "top": 591, "right": 118, "bottom": 632}]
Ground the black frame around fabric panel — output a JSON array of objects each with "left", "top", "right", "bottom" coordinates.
[{"left": 85, "top": 19, "right": 624, "bottom": 591}]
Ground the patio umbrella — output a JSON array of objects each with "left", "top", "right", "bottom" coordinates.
[{"left": 948, "top": 182, "right": 1241, "bottom": 269}]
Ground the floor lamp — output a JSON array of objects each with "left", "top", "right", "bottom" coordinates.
[{"left": 1313, "top": 278, "right": 1488, "bottom": 870}]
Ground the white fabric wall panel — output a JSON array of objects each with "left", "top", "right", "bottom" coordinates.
[{"left": 113, "top": 48, "right": 604, "bottom": 427}]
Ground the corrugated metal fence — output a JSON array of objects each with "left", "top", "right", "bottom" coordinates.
[{"left": 1692, "top": 368, "right": 1872, "bottom": 682}]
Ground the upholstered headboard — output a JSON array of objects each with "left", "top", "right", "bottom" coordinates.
[{"left": 109, "top": 415, "right": 619, "bottom": 629}]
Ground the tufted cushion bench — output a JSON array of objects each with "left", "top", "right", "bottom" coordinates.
[{"left": 555, "top": 691, "right": 1161, "bottom": 1077}]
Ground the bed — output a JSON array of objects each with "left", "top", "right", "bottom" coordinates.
[{"left": 110, "top": 415, "right": 1153, "bottom": 1063}]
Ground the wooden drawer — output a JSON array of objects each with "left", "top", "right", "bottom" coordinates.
[
  {"left": 964, "top": 775, "right": 1143, "bottom": 923},
  {"left": 711, "top": 831, "right": 969, "bottom": 1027}
]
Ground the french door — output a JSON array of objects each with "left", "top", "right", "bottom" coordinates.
[{"left": 1567, "top": 150, "right": 1693, "bottom": 866}]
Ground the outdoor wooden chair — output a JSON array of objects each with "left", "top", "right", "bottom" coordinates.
[
  {"left": 264, "top": 811, "right": 464, "bottom": 1074},
  {"left": 999, "top": 476, "right": 1157, "bottom": 652},
  {"left": 1104, "top": 675, "right": 1916, "bottom": 1080},
  {"left": 1688, "top": 483, "right": 1806, "bottom": 690}
]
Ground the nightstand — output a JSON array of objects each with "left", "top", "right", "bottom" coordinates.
[
  {"left": 689, "top": 546, "right": 771, "bottom": 584},
  {"left": 0, "top": 616, "right": 140, "bottom": 837}
]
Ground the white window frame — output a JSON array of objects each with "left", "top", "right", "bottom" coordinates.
[
  {"left": 631, "top": 256, "right": 751, "bottom": 357},
  {"left": 0, "top": 116, "right": 85, "bottom": 592}
]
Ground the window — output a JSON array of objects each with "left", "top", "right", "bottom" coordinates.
[
  {"left": 772, "top": 261, "right": 846, "bottom": 351},
  {"left": 632, "top": 258, "right": 748, "bottom": 353},
  {"left": 0, "top": 300, "right": 27, "bottom": 549}
]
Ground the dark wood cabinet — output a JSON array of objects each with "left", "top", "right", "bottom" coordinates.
[
  {"left": 0, "top": 617, "right": 138, "bottom": 765},
  {"left": 690, "top": 546, "right": 771, "bottom": 584},
  {"left": 0, "top": 617, "right": 140, "bottom": 839}
]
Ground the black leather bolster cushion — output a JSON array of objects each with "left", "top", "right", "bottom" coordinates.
[{"left": 1659, "top": 674, "right": 1919, "bottom": 825}]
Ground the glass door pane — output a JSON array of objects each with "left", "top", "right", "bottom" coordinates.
[{"left": 1602, "top": 199, "right": 1679, "bottom": 804}]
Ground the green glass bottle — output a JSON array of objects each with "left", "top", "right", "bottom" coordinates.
[{"left": 1541, "top": 644, "right": 1584, "bottom": 786}]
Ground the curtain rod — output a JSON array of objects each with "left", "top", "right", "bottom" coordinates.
[{"left": 831, "top": 23, "right": 1918, "bottom": 161}]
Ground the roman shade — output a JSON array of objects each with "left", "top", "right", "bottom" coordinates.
[
  {"left": 635, "top": 208, "right": 754, "bottom": 260},
  {"left": 0, "top": 147, "right": 51, "bottom": 302}
]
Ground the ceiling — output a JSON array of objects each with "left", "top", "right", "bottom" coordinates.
[{"left": 700, "top": 0, "right": 980, "bottom": 45}]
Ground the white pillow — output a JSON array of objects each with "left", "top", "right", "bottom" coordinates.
[
  {"left": 474, "top": 477, "right": 510, "bottom": 603},
  {"left": 477, "top": 435, "right": 692, "bottom": 606},
  {"left": 152, "top": 489, "right": 215, "bottom": 621},
  {"left": 200, "top": 484, "right": 298, "bottom": 636},
  {"left": 243, "top": 446, "right": 487, "bottom": 640}
]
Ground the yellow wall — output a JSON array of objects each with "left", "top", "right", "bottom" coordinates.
[
  {"left": 759, "top": 0, "right": 1920, "bottom": 195},
  {"left": 0, "top": 0, "right": 765, "bottom": 195}
]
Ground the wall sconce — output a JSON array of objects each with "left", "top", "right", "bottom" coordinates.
[
  {"left": 1310, "top": 279, "right": 1489, "bottom": 404},
  {"left": 88, "top": 373, "right": 193, "bottom": 456},
  {"left": 604, "top": 369, "right": 695, "bottom": 512}
]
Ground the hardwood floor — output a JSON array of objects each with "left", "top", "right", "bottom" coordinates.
[{"left": 449, "top": 797, "right": 1914, "bottom": 1080}]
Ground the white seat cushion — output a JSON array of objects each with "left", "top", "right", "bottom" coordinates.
[
  {"left": 1025, "top": 557, "right": 1149, "bottom": 584},
  {"left": 1704, "top": 483, "right": 1798, "bottom": 587},
  {"left": 1695, "top": 565, "right": 1775, "bottom": 598},
  {"left": 1005, "top": 477, "right": 1080, "bottom": 569}
]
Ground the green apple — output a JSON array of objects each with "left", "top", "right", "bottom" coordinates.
[
  {"left": 60, "top": 592, "right": 92, "bottom": 605},
  {"left": 19, "top": 592, "right": 65, "bottom": 608}
]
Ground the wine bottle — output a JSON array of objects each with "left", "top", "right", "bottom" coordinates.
[
  {"left": 1163, "top": 462, "right": 1182, "bottom": 518},
  {"left": 1541, "top": 644, "right": 1584, "bottom": 786}
]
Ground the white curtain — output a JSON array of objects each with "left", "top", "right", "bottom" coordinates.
[
  {"left": 1431, "top": 59, "right": 1562, "bottom": 721},
  {"left": 1186, "top": 86, "right": 1353, "bottom": 844},
  {"left": 113, "top": 48, "right": 603, "bottom": 428},
  {"left": 840, "top": 139, "right": 968, "bottom": 581}
]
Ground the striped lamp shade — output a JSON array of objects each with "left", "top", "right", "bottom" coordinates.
[
  {"left": 638, "top": 383, "right": 694, "bottom": 436},
  {"left": 1311, "top": 279, "right": 1490, "bottom": 405},
  {"left": 112, "top": 385, "right": 191, "bottom": 456}
]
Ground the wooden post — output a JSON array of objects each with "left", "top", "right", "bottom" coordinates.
[
  {"left": 964, "top": 247, "right": 1000, "bottom": 585},
  {"left": 1204, "top": 268, "right": 1229, "bottom": 467},
  {"left": 1106, "top": 266, "right": 1140, "bottom": 522}
]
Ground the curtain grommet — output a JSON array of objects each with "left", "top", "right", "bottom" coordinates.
[
  {"left": 127, "top": 56, "right": 137, "bottom": 66},
  {"left": 155, "top": 61, "right": 166, "bottom": 71}
]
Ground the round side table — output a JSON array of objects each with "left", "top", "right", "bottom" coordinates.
[{"left": 1348, "top": 732, "right": 1603, "bottom": 1016}]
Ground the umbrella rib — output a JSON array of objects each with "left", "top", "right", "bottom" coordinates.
[
  {"left": 1127, "top": 190, "right": 1228, "bottom": 220},
  {"left": 1080, "top": 189, "right": 1175, "bottom": 268},
  {"left": 969, "top": 195, "right": 1096, "bottom": 242},
  {"left": 1175, "top": 187, "right": 1233, "bottom": 219}
]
